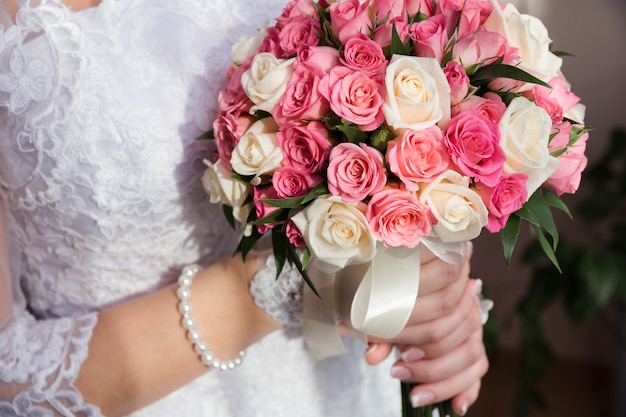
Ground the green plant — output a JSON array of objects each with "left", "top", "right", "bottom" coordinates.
[{"left": 512, "top": 127, "right": 626, "bottom": 417}]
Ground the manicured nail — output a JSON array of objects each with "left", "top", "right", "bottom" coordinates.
[
  {"left": 401, "top": 347, "right": 425, "bottom": 362},
  {"left": 390, "top": 365, "right": 412, "bottom": 380},
  {"left": 466, "top": 241, "right": 473, "bottom": 258},
  {"left": 364, "top": 343, "right": 377, "bottom": 357},
  {"left": 461, "top": 402, "right": 469, "bottom": 416},
  {"left": 410, "top": 391, "right": 435, "bottom": 408},
  {"left": 472, "top": 278, "right": 483, "bottom": 295}
]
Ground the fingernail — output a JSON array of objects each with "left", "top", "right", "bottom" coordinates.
[
  {"left": 364, "top": 343, "right": 377, "bottom": 357},
  {"left": 461, "top": 402, "right": 469, "bottom": 416},
  {"left": 472, "top": 278, "right": 483, "bottom": 295},
  {"left": 401, "top": 347, "right": 425, "bottom": 362},
  {"left": 466, "top": 241, "right": 473, "bottom": 257},
  {"left": 390, "top": 365, "right": 412, "bottom": 381},
  {"left": 410, "top": 391, "right": 435, "bottom": 408}
]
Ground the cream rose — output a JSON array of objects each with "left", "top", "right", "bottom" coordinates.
[
  {"left": 499, "top": 96, "right": 559, "bottom": 197},
  {"left": 231, "top": 23, "right": 268, "bottom": 66},
  {"left": 484, "top": 0, "right": 562, "bottom": 91},
  {"left": 201, "top": 159, "right": 252, "bottom": 225},
  {"left": 383, "top": 54, "right": 451, "bottom": 133},
  {"left": 241, "top": 52, "right": 295, "bottom": 115},
  {"left": 419, "top": 170, "right": 488, "bottom": 242},
  {"left": 291, "top": 195, "right": 376, "bottom": 268},
  {"left": 230, "top": 118, "right": 283, "bottom": 182}
]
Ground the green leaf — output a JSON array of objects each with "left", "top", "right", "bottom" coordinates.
[
  {"left": 470, "top": 63, "right": 552, "bottom": 89},
  {"left": 370, "top": 126, "right": 393, "bottom": 153},
  {"left": 261, "top": 184, "right": 329, "bottom": 210},
  {"left": 301, "top": 183, "right": 330, "bottom": 205},
  {"left": 271, "top": 228, "right": 288, "bottom": 279},
  {"left": 500, "top": 213, "right": 521, "bottom": 266},
  {"left": 390, "top": 23, "right": 412, "bottom": 56},
  {"left": 194, "top": 130, "right": 215, "bottom": 141},
  {"left": 285, "top": 244, "right": 321, "bottom": 298},
  {"left": 222, "top": 205, "right": 235, "bottom": 229},
  {"left": 249, "top": 208, "right": 288, "bottom": 225},
  {"left": 543, "top": 191, "right": 572, "bottom": 218},
  {"left": 518, "top": 190, "right": 559, "bottom": 251},
  {"left": 532, "top": 224, "right": 561, "bottom": 273},
  {"left": 336, "top": 124, "right": 369, "bottom": 143},
  {"left": 235, "top": 228, "right": 264, "bottom": 261}
]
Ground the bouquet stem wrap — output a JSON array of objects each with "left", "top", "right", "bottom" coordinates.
[{"left": 303, "top": 238, "right": 463, "bottom": 361}]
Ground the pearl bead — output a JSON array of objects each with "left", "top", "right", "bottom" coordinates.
[
  {"left": 177, "top": 286, "right": 191, "bottom": 300},
  {"left": 178, "top": 301, "right": 192, "bottom": 315},
  {"left": 187, "top": 330, "right": 202, "bottom": 343},
  {"left": 176, "top": 264, "right": 244, "bottom": 372},
  {"left": 194, "top": 341, "right": 208, "bottom": 355}
]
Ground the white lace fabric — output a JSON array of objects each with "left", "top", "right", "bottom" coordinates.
[{"left": 0, "top": 1, "right": 400, "bottom": 416}]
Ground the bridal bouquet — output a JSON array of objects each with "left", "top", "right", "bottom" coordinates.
[{"left": 200, "top": 0, "right": 588, "bottom": 415}]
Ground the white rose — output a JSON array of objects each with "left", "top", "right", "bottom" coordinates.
[
  {"left": 241, "top": 52, "right": 295, "bottom": 115},
  {"left": 231, "top": 24, "right": 268, "bottom": 66},
  {"left": 419, "top": 170, "right": 488, "bottom": 242},
  {"left": 484, "top": 0, "right": 562, "bottom": 91},
  {"left": 201, "top": 159, "right": 252, "bottom": 225},
  {"left": 499, "top": 96, "right": 559, "bottom": 197},
  {"left": 230, "top": 118, "right": 283, "bottom": 183},
  {"left": 383, "top": 55, "right": 451, "bottom": 134},
  {"left": 291, "top": 195, "right": 376, "bottom": 269}
]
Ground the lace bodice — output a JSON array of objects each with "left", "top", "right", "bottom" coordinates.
[{"left": 0, "top": 1, "right": 399, "bottom": 416}]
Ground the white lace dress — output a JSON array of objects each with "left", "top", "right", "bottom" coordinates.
[{"left": 0, "top": 0, "right": 399, "bottom": 416}]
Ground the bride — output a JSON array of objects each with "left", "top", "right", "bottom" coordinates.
[{"left": 0, "top": 0, "right": 488, "bottom": 416}]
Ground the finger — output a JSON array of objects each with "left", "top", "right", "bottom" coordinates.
[
  {"left": 395, "top": 329, "right": 485, "bottom": 384},
  {"left": 417, "top": 254, "right": 470, "bottom": 296},
  {"left": 363, "top": 342, "right": 394, "bottom": 366},
  {"left": 397, "top": 292, "right": 482, "bottom": 358},
  {"left": 405, "top": 342, "right": 488, "bottom": 409},
  {"left": 451, "top": 380, "right": 482, "bottom": 416}
]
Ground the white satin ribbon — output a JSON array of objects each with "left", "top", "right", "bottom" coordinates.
[{"left": 303, "top": 238, "right": 464, "bottom": 361}]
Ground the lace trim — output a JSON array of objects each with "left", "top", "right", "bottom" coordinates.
[
  {"left": 250, "top": 256, "right": 303, "bottom": 328},
  {"left": 0, "top": 311, "right": 102, "bottom": 417}
]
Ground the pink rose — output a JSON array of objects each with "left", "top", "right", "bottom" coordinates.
[
  {"left": 443, "top": 60, "right": 470, "bottom": 106},
  {"left": 329, "top": 0, "right": 373, "bottom": 44},
  {"left": 452, "top": 92, "right": 506, "bottom": 124},
  {"left": 272, "top": 166, "right": 323, "bottom": 198},
  {"left": 477, "top": 172, "right": 528, "bottom": 233},
  {"left": 342, "top": 34, "right": 387, "bottom": 75},
  {"left": 253, "top": 185, "right": 281, "bottom": 234},
  {"left": 436, "top": 0, "right": 492, "bottom": 38},
  {"left": 273, "top": 62, "right": 330, "bottom": 125},
  {"left": 278, "top": 15, "right": 321, "bottom": 57},
  {"left": 213, "top": 113, "right": 255, "bottom": 170},
  {"left": 452, "top": 30, "right": 510, "bottom": 67},
  {"left": 548, "top": 121, "right": 572, "bottom": 151},
  {"left": 410, "top": 14, "right": 448, "bottom": 63},
  {"left": 218, "top": 61, "right": 254, "bottom": 115},
  {"left": 386, "top": 127, "right": 450, "bottom": 190},
  {"left": 276, "top": 0, "right": 320, "bottom": 29},
  {"left": 371, "top": 0, "right": 405, "bottom": 21},
  {"left": 373, "top": 16, "right": 410, "bottom": 48},
  {"left": 327, "top": 142, "right": 387, "bottom": 202},
  {"left": 367, "top": 187, "right": 434, "bottom": 248},
  {"left": 277, "top": 121, "right": 331, "bottom": 173},
  {"left": 286, "top": 220, "right": 306, "bottom": 247},
  {"left": 258, "top": 27, "right": 285, "bottom": 58},
  {"left": 319, "top": 66, "right": 385, "bottom": 132},
  {"left": 526, "top": 75, "right": 582, "bottom": 123},
  {"left": 298, "top": 46, "right": 340, "bottom": 72},
  {"left": 445, "top": 110, "right": 505, "bottom": 187},
  {"left": 405, "top": 0, "right": 434, "bottom": 18},
  {"left": 546, "top": 132, "right": 589, "bottom": 196}
]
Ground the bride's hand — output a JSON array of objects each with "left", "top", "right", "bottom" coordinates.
[{"left": 365, "top": 242, "right": 489, "bottom": 415}]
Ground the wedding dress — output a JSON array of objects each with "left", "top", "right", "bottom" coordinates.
[{"left": 0, "top": 0, "right": 399, "bottom": 416}]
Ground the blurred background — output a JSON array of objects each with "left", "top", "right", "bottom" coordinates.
[{"left": 467, "top": 0, "right": 626, "bottom": 416}]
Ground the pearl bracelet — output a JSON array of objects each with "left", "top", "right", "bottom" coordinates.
[{"left": 176, "top": 264, "right": 246, "bottom": 371}]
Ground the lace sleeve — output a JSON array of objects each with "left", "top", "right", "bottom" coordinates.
[{"left": 249, "top": 256, "right": 304, "bottom": 328}]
